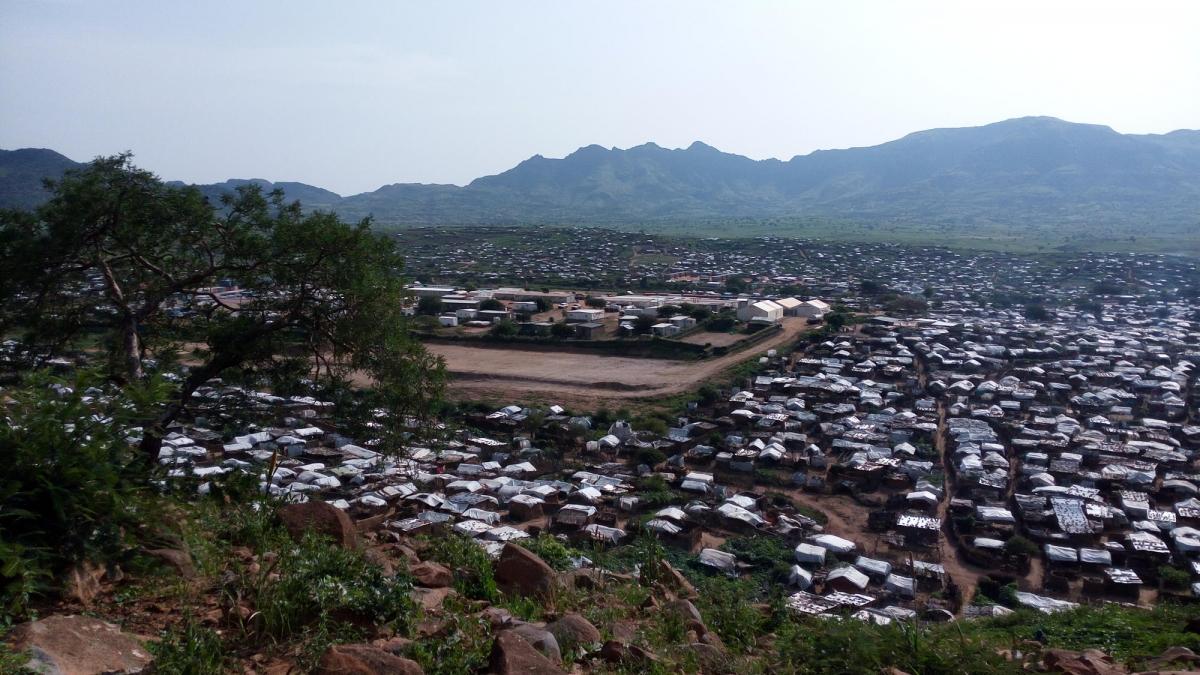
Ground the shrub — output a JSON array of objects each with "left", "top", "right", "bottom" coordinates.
[
  {"left": 0, "top": 371, "right": 166, "bottom": 619},
  {"left": 254, "top": 533, "right": 418, "bottom": 641},
  {"left": 409, "top": 603, "right": 492, "bottom": 675},
  {"left": 519, "top": 534, "right": 582, "bottom": 572},
  {"left": 419, "top": 534, "right": 499, "bottom": 601},
  {"left": 1003, "top": 535, "right": 1038, "bottom": 558},
  {"left": 150, "top": 618, "right": 226, "bottom": 675},
  {"left": 1159, "top": 565, "right": 1191, "bottom": 591}
]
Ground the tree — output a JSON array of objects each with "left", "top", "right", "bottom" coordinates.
[
  {"left": 550, "top": 321, "right": 574, "bottom": 339},
  {"left": 416, "top": 295, "right": 443, "bottom": 316},
  {"left": 489, "top": 319, "right": 518, "bottom": 337},
  {"left": 825, "top": 309, "right": 850, "bottom": 332},
  {"left": 479, "top": 298, "right": 505, "bottom": 311},
  {"left": 0, "top": 155, "right": 445, "bottom": 460},
  {"left": 633, "top": 315, "right": 656, "bottom": 334},
  {"left": 584, "top": 296, "right": 606, "bottom": 309},
  {"left": 1024, "top": 303, "right": 1051, "bottom": 321}
]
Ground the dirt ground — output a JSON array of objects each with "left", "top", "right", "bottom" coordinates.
[
  {"left": 675, "top": 330, "right": 751, "bottom": 347},
  {"left": 426, "top": 318, "right": 813, "bottom": 409}
]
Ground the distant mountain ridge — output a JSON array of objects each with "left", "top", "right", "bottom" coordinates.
[{"left": 4, "top": 117, "right": 1199, "bottom": 233}]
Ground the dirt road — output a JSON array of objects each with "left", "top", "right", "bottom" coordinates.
[{"left": 427, "top": 318, "right": 813, "bottom": 409}]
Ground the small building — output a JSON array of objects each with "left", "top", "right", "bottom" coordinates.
[
  {"left": 574, "top": 322, "right": 605, "bottom": 339},
  {"left": 652, "top": 323, "right": 680, "bottom": 337},
  {"left": 566, "top": 308, "right": 605, "bottom": 323}
]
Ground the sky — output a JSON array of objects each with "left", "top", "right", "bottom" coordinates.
[{"left": 2, "top": 1, "right": 1198, "bottom": 195}]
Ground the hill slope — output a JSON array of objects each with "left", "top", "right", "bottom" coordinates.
[{"left": 4, "top": 117, "right": 1199, "bottom": 236}]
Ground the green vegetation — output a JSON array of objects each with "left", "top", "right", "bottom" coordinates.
[{"left": 0, "top": 371, "right": 166, "bottom": 617}]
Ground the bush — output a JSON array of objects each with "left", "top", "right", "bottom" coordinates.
[
  {"left": 1159, "top": 565, "right": 1192, "bottom": 591},
  {"left": 519, "top": 534, "right": 582, "bottom": 572},
  {"left": 150, "top": 618, "right": 226, "bottom": 675},
  {"left": 254, "top": 533, "right": 418, "bottom": 641},
  {"left": 420, "top": 534, "right": 499, "bottom": 601},
  {"left": 1003, "top": 535, "right": 1038, "bottom": 558},
  {"left": 0, "top": 371, "right": 166, "bottom": 619}
]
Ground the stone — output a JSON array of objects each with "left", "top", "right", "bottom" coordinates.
[
  {"left": 315, "top": 644, "right": 424, "bottom": 675},
  {"left": 495, "top": 543, "right": 557, "bottom": 597},
  {"left": 488, "top": 631, "right": 567, "bottom": 675},
  {"left": 411, "top": 586, "right": 454, "bottom": 611},
  {"left": 8, "top": 615, "right": 153, "bottom": 675},
  {"left": 510, "top": 623, "right": 561, "bottom": 662},
  {"left": 687, "top": 642, "right": 728, "bottom": 673},
  {"left": 277, "top": 500, "right": 358, "bottom": 549},
  {"left": 410, "top": 561, "right": 453, "bottom": 588},
  {"left": 546, "top": 613, "right": 601, "bottom": 653},
  {"left": 144, "top": 548, "right": 196, "bottom": 578},
  {"left": 64, "top": 561, "right": 105, "bottom": 607},
  {"left": 1042, "top": 648, "right": 1127, "bottom": 675},
  {"left": 663, "top": 599, "right": 707, "bottom": 635},
  {"left": 658, "top": 560, "right": 698, "bottom": 599}
]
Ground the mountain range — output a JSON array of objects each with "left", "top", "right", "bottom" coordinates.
[{"left": 4, "top": 117, "right": 1199, "bottom": 234}]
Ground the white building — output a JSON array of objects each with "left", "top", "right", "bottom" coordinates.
[
  {"left": 794, "top": 299, "right": 831, "bottom": 319},
  {"left": 566, "top": 308, "right": 605, "bottom": 323},
  {"left": 737, "top": 299, "right": 784, "bottom": 324}
]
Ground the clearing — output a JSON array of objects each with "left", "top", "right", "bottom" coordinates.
[{"left": 426, "top": 318, "right": 812, "bottom": 409}]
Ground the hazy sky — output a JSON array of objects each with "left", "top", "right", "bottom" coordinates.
[{"left": 2, "top": 1, "right": 1198, "bottom": 195}]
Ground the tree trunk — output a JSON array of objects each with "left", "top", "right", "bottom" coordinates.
[{"left": 122, "top": 316, "right": 144, "bottom": 381}]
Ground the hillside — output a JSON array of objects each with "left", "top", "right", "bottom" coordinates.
[{"left": 5, "top": 117, "right": 1199, "bottom": 237}]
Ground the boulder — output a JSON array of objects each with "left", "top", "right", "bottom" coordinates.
[
  {"left": 495, "top": 543, "right": 556, "bottom": 597},
  {"left": 410, "top": 561, "right": 453, "bottom": 588},
  {"left": 411, "top": 586, "right": 454, "bottom": 611},
  {"left": 688, "top": 642, "right": 728, "bottom": 674},
  {"left": 546, "top": 613, "right": 601, "bottom": 653},
  {"left": 315, "top": 644, "right": 424, "bottom": 675},
  {"left": 277, "top": 501, "right": 358, "bottom": 549},
  {"left": 658, "top": 560, "right": 698, "bottom": 599},
  {"left": 663, "top": 599, "right": 707, "bottom": 635},
  {"left": 488, "top": 631, "right": 567, "bottom": 675},
  {"left": 8, "top": 615, "right": 153, "bottom": 675},
  {"left": 510, "top": 623, "right": 561, "bottom": 662},
  {"left": 144, "top": 548, "right": 196, "bottom": 578}
]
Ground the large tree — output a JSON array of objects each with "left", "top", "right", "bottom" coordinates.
[{"left": 0, "top": 155, "right": 444, "bottom": 458}]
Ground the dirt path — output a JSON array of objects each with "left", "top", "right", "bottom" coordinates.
[{"left": 427, "top": 318, "right": 814, "bottom": 408}]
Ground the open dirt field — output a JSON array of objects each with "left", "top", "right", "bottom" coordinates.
[{"left": 427, "top": 318, "right": 812, "bottom": 409}]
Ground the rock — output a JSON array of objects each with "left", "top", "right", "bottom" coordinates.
[
  {"left": 410, "top": 561, "right": 453, "bottom": 588},
  {"left": 144, "top": 548, "right": 196, "bottom": 578},
  {"left": 1043, "top": 648, "right": 1127, "bottom": 675},
  {"left": 479, "top": 606, "right": 516, "bottom": 630},
  {"left": 687, "top": 642, "right": 728, "bottom": 673},
  {"left": 1143, "top": 646, "right": 1200, "bottom": 670},
  {"left": 488, "top": 631, "right": 567, "bottom": 675},
  {"left": 362, "top": 547, "right": 397, "bottom": 577},
  {"left": 65, "top": 561, "right": 105, "bottom": 607},
  {"left": 658, "top": 560, "right": 698, "bottom": 599},
  {"left": 663, "top": 599, "right": 707, "bottom": 635},
  {"left": 411, "top": 586, "right": 454, "bottom": 611},
  {"left": 277, "top": 500, "right": 358, "bottom": 549},
  {"left": 495, "top": 543, "right": 557, "bottom": 597},
  {"left": 8, "top": 615, "right": 153, "bottom": 674},
  {"left": 315, "top": 644, "right": 424, "bottom": 674},
  {"left": 510, "top": 623, "right": 562, "bottom": 662},
  {"left": 372, "top": 636, "right": 414, "bottom": 655},
  {"left": 547, "top": 613, "right": 601, "bottom": 654},
  {"left": 599, "top": 640, "right": 628, "bottom": 663}
]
